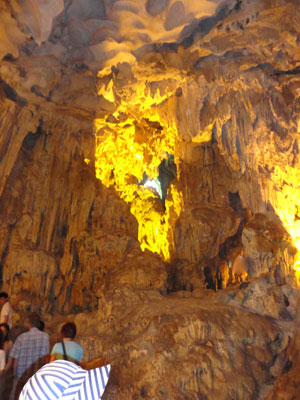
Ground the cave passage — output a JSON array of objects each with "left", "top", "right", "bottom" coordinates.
[{"left": 141, "top": 154, "right": 177, "bottom": 211}]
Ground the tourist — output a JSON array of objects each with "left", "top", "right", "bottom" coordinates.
[
  {"left": 2, "top": 323, "right": 28, "bottom": 399},
  {"left": 50, "top": 322, "right": 83, "bottom": 365},
  {"left": 19, "top": 359, "right": 111, "bottom": 399},
  {"left": 0, "top": 292, "right": 13, "bottom": 328},
  {"left": 7, "top": 312, "right": 49, "bottom": 399},
  {"left": 0, "top": 323, "right": 13, "bottom": 359}
]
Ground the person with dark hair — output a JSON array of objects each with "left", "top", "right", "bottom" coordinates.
[
  {"left": 7, "top": 312, "right": 49, "bottom": 399},
  {"left": 0, "top": 292, "right": 13, "bottom": 328},
  {"left": 0, "top": 323, "right": 13, "bottom": 359},
  {"left": 0, "top": 322, "right": 10, "bottom": 338},
  {"left": 1, "top": 324, "right": 27, "bottom": 399},
  {"left": 50, "top": 322, "right": 83, "bottom": 365}
]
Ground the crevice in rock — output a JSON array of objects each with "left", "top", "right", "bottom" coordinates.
[
  {"left": 0, "top": 79, "right": 27, "bottom": 106},
  {"left": 22, "top": 120, "right": 44, "bottom": 153},
  {"left": 31, "top": 85, "right": 50, "bottom": 101},
  {"left": 47, "top": 272, "right": 65, "bottom": 314},
  {"left": 273, "top": 65, "right": 300, "bottom": 76},
  {"left": 166, "top": 260, "right": 195, "bottom": 293},
  {"left": 0, "top": 226, "right": 13, "bottom": 286},
  {"left": 218, "top": 192, "right": 247, "bottom": 257},
  {"left": 35, "top": 208, "right": 45, "bottom": 248}
]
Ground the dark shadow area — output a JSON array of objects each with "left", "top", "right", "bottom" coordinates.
[
  {"left": 0, "top": 79, "right": 28, "bottom": 107},
  {"left": 203, "top": 265, "right": 216, "bottom": 290},
  {"left": 158, "top": 154, "right": 177, "bottom": 210},
  {"left": 219, "top": 191, "right": 251, "bottom": 261}
]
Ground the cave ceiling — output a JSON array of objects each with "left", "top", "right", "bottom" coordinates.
[{"left": 1, "top": 0, "right": 300, "bottom": 399}]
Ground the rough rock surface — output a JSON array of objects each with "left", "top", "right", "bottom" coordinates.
[{"left": 0, "top": 0, "right": 300, "bottom": 399}]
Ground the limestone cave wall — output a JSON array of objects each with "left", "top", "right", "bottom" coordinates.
[{"left": 1, "top": 0, "right": 300, "bottom": 399}]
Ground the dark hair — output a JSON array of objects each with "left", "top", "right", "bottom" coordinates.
[
  {"left": 0, "top": 323, "right": 10, "bottom": 340},
  {"left": 28, "top": 312, "right": 42, "bottom": 328},
  {"left": 0, "top": 292, "right": 8, "bottom": 299},
  {"left": 61, "top": 322, "right": 77, "bottom": 339},
  {"left": 37, "top": 319, "right": 45, "bottom": 331}
]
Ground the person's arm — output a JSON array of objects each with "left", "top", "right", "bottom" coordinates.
[
  {"left": 0, "top": 350, "right": 5, "bottom": 374},
  {"left": 5, "top": 356, "right": 13, "bottom": 372},
  {"left": 2, "top": 314, "right": 9, "bottom": 324},
  {"left": 77, "top": 345, "right": 84, "bottom": 367},
  {"left": 5, "top": 357, "right": 18, "bottom": 377},
  {"left": 82, "top": 356, "right": 107, "bottom": 370},
  {"left": 7, "top": 336, "right": 20, "bottom": 376},
  {"left": 49, "top": 354, "right": 56, "bottom": 363},
  {"left": 3, "top": 340, "right": 13, "bottom": 358},
  {"left": 13, "top": 358, "right": 18, "bottom": 377},
  {"left": 48, "top": 339, "right": 58, "bottom": 363}
]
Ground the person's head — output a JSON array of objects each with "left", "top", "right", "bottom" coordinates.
[
  {"left": 0, "top": 292, "right": 8, "bottom": 306},
  {"left": 61, "top": 322, "right": 77, "bottom": 339},
  {"left": 27, "top": 312, "right": 42, "bottom": 329},
  {"left": 0, "top": 322, "right": 10, "bottom": 339}
]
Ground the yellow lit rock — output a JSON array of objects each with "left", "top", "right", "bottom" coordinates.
[
  {"left": 270, "top": 164, "right": 300, "bottom": 280},
  {"left": 94, "top": 66, "right": 185, "bottom": 260},
  {"left": 97, "top": 75, "right": 115, "bottom": 103},
  {"left": 191, "top": 123, "right": 214, "bottom": 143}
]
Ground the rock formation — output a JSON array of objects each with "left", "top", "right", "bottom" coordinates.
[{"left": 0, "top": 0, "right": 300, "bottom": 398}]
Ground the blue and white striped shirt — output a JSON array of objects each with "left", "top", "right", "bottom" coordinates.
[{"left": 19, "top": 360, "right": 111, "bottom": 399}]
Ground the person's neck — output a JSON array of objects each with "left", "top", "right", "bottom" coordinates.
[{"left": 62, "top": 338, "right": 72, "bottom": 341}]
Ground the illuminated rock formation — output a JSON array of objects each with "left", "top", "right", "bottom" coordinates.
[{"left": 0, "top": 0, "right": 300, "bottom": 399}]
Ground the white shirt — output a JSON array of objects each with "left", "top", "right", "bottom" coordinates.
[{"left": 0, "top": 301, "right": 12, "bottom": 328}]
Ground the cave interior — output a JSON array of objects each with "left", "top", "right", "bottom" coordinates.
[{"left": 1, "top": 0, "right": 300, "bottom": 399}]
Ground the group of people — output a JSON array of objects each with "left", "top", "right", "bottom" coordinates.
[{"left": 0, "top": 291, "right": 109, "bottom": 400}]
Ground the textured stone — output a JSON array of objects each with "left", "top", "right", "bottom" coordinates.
[
  {"left": 164, "top": 1, "right": 186, "bottom": 31},
  {"left": 65, "top": 0, "right": 106, "bottom": 20},
  {"left": 67, "top": 19, "right": 93, "bottom": 47},
  {"left": 145, "top": 0, "right": 170, "bottom": 17}
]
